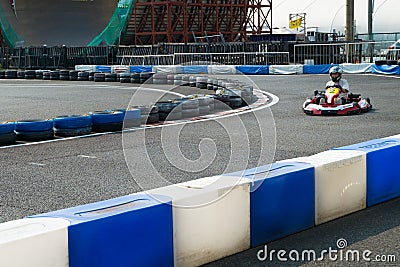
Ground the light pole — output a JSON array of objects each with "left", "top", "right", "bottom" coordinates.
[
  {"left": 368, "top": 0, "right": 374, "bottom": 41},
  {"left": 345, "top": 0, "right": 354, "bottom": 42}
]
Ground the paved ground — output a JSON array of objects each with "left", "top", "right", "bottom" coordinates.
[{"left": 0, "top": 74, "right": 399, "bottom": 266}]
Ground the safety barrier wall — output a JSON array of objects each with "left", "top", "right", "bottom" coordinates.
[
  {"left": 74, "top": 62, "right": 400, "bottom": 75},
  {"left": 1, "top": 134, "right": 400, "bottom": 266},
  {"left": 31, "top": 194, "right": 174, "bottom": 267}
]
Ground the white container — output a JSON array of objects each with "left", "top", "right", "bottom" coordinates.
[
  {"left": 280, "top": 150, "right": 367, "bottom": 225},
  {"left": 148, "top": 175, "right": 250, "bottom": 267},
  {"left": 0, "top": 217, "right": 70, "bottom": 267}
]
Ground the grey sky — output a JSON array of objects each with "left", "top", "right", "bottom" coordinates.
[{"left": 272, "top": 0, "right": 399, "bottom": 34}]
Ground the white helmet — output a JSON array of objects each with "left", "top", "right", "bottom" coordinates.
[{"left": 329, "top": 66, "right": 343, "bottom": 82}]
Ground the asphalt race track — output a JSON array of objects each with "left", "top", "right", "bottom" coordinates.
[{"left": 1, "top": 74, "right": 399, "bottom": 266}]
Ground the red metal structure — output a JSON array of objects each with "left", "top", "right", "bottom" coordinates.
[{"left": 122, "top": 0, "right": 272, "bottom": 45}]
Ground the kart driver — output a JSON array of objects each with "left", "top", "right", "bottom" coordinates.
[
  {"left": 326, "top": 66, "right": 349, "bottom": 98},
  {"left": 320, "top": 66, "right": 349, "bottom": 104}
]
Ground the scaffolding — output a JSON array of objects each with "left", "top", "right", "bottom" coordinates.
[{"left": 122, "top": 0, "right": 272, "bottom": 45}]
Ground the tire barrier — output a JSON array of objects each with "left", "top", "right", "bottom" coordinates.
[
  {"left": 123, "top": 108, "right": 142, "bottom": 129},
  {"left": 0, "top": 122, "right": 16, "bottom": 146},
  {"left": 105, "top": 73, "right": 117, "bottom": 82},
  {"left": 25, "top": 70, "right": 36, "bottom": 80},
  {"left": 93, "top": 73, "right": 106, "bottom": 82},
  {"left": 140, "top": 72, "right": 154, "bottom": 84},
  {"left": 90, "top": 111, "right": 124, "bottom": 132},
  {"left": 15, "top": 119, "right": 54, "bottom": 142},
  {"left": 53, "top": 115, "right": 92, "bottom": 137},
  {"left": 196, "top": 76, "right": 208, "bottom": 89},
  {"left": 50, "top": 71, "right": 60, "bottom": 80},
  {"left": 5, "top": 70, "right": 17, "bottom": 79},
  {"left": 69, "top": 70, "right": 78, "bottom": 81},
  {"left": 17, "top": 70, "right": 26, "bottom": 79},
  {"left": 0, "top": 67, "right": 259, "bottom": 147},
  {"left": 43, "top": 71, "right": 51, "bottom": 80},
  {"left": 152, "top": 73, "right": 168, "bottom": 84},
  {"left": 155, "top": 101, "right": 182, "bottom": 121},
  {"left": 77, "top": 71, "right": 89, "bottom": 81},
  {"left": 59, "top": 70, "right": 70, "bottom": 81},
  {"left": 130, "top": 73, "right": 141, "bottom": 83},
  {"left": 119, "top": 73, "right": 131, "bottom": 83},
  {"left": 133, "top": 106, "right": 160, "bottom": 124}
]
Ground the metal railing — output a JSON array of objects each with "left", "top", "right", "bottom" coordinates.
[
  {"left": 294, "top": 41, "right": 394, "bottom": 65},
  {"left": 173, "top": 52, "right": 289, "bottom": 65}
]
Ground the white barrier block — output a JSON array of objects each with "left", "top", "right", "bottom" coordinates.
[
  {"left": 386, "top": 133, "right": 400, "bottom": 139},
  {"left": 0, "top": 217, "right": 70, "bottom": 267},
  {"left": 280, "top": 150, "right": 366, "bottom": 225},
  {"left": 208, "top": 65, "right": 237, "bottom": 75},
  {"left": 111, "top": 65, "right": 129, "bottom": 73},
  {"left": 74, "top": 65, "right": 96, "bottom": 72},
  {"left": 153, "top": 65, "right": 182, "bottom": 74},
  {"left": 340, "top": 63, "right": 373, "bottom": 74},
  {"left": 148, "top": 175, "right": 250, "bottom": 267},
  {"left": 269, "top": 64, "right": 303, "bottom": 75}
]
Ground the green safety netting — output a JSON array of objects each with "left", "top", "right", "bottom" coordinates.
[
  {"left": 0, "top": 4, "right": 23, "bottom": 48},
  {"left": 88, "top": 0, "right": 135, "bottom": 46}
]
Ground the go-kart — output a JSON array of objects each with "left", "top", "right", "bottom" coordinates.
[{"left": 303, "top": 86, "right": 372, "bottom": 115}]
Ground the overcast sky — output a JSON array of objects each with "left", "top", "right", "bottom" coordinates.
[{"left": 272, "top": 0, "right": 399, "bottom": 34}]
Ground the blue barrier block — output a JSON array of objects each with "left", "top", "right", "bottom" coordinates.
[
  {"left": 181, "top": 65, "right": 208, "bottom": 74},
  {"left": 303, "top": 64, "right": 336, "bottom": 74},
  {"left": 227, "top": 162, "right": 315, "bottom": 247},
  {"left": 372, "top": 64, "right": 400, "bottom": 75},
  {"left": 235, "top": 65, "right": 269, "bottom": 75},
  {"left": 95, "top": 65, "right": 112, "bottom": 73},
  {"left": 31, "top": 194, "right": 173, "bottom": 267},
  {"left": 332, "top": 137, "right": 400, "bottom": 207},
  {"left": 130, "top": 65, "right": 153, "bottom": 73}
]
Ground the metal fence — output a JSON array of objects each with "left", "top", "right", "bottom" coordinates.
[
  {"left": 7, "top": 46, "right": 114, "bottom": 69},
  {"left": 173, "top": 52, "right": 289, "bottom": 65},
  {"left": 294, "top": 41, "right": 394, "bottom": 65},
  {"left": 1, "top": 40, "right": 397, "bottom": 69}
]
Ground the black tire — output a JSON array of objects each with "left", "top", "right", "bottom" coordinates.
[
  {"left": 5, "top": 70, "right": 17, "bottom": 79},
  {"left": 142, "top": 113, "right": 159, "bottom": 124},
  {"left": 35, "top": 72, "right": 44, "bottom": 79},
  {"left": 15, "top": 119, "right": 54, "bottom": 132},
  {"left": 50, "top": 71, "right": 60, "bottom": 80},
  {"left": 94, "top": 73, "right": 105, "bottom": 82},
  {"left": 199, "top": 105, "right": 210, "bottom": 115},
  {"left": 59, "top": 70, "right": 70, "bottom": 76},
  {"left": 0, "top": 132, "right": 16, "bottom": 146},
  {"left": 374, "top": 60, "right": 386, "bottom": 66},
  {"left": 105, "top": 73, "right": 117, "bottom": 82},
  {"left": 77, "top": 76, "right": 89, "bottom": 81},
  {"left": 386, "top": 60, "right": 397, "bottom": 65},
  {"left": 54, "top": 126, "right": 92, "bottom": 137},
  {"left": 78, "top": 71, "right": 89, "bottom": 77},
  {"left": 53, "top": 115, "right": 92, "bottom": 129},
  {"left": 181, "top": 108, "right": 200, "bottom": 118},
  {"left": 60, "top": 75, "right": 70, "bottom": 81},
  {"left": 92, "top": 122, "right": 123, "bottom": 133},
  {"left": 153, "top": 78, "right": 168, "bottom": 84},
  {"left": 159, "top": 111, "right": 182, "bottom": 121},
  {"left": 17, "top": 70, "right": 25, "bottom": 79},
  {"left": 155, "top": 101, "right": 182, "bottom": 113},
  {"left": 229, "top": 97, "right": 243, "bottom": 108},
  {"left": 16, "top": 130, "right": 54, "bottom": 141},
  {"left": 120, "top": 77, "right": 131, "bottom": 83}
]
